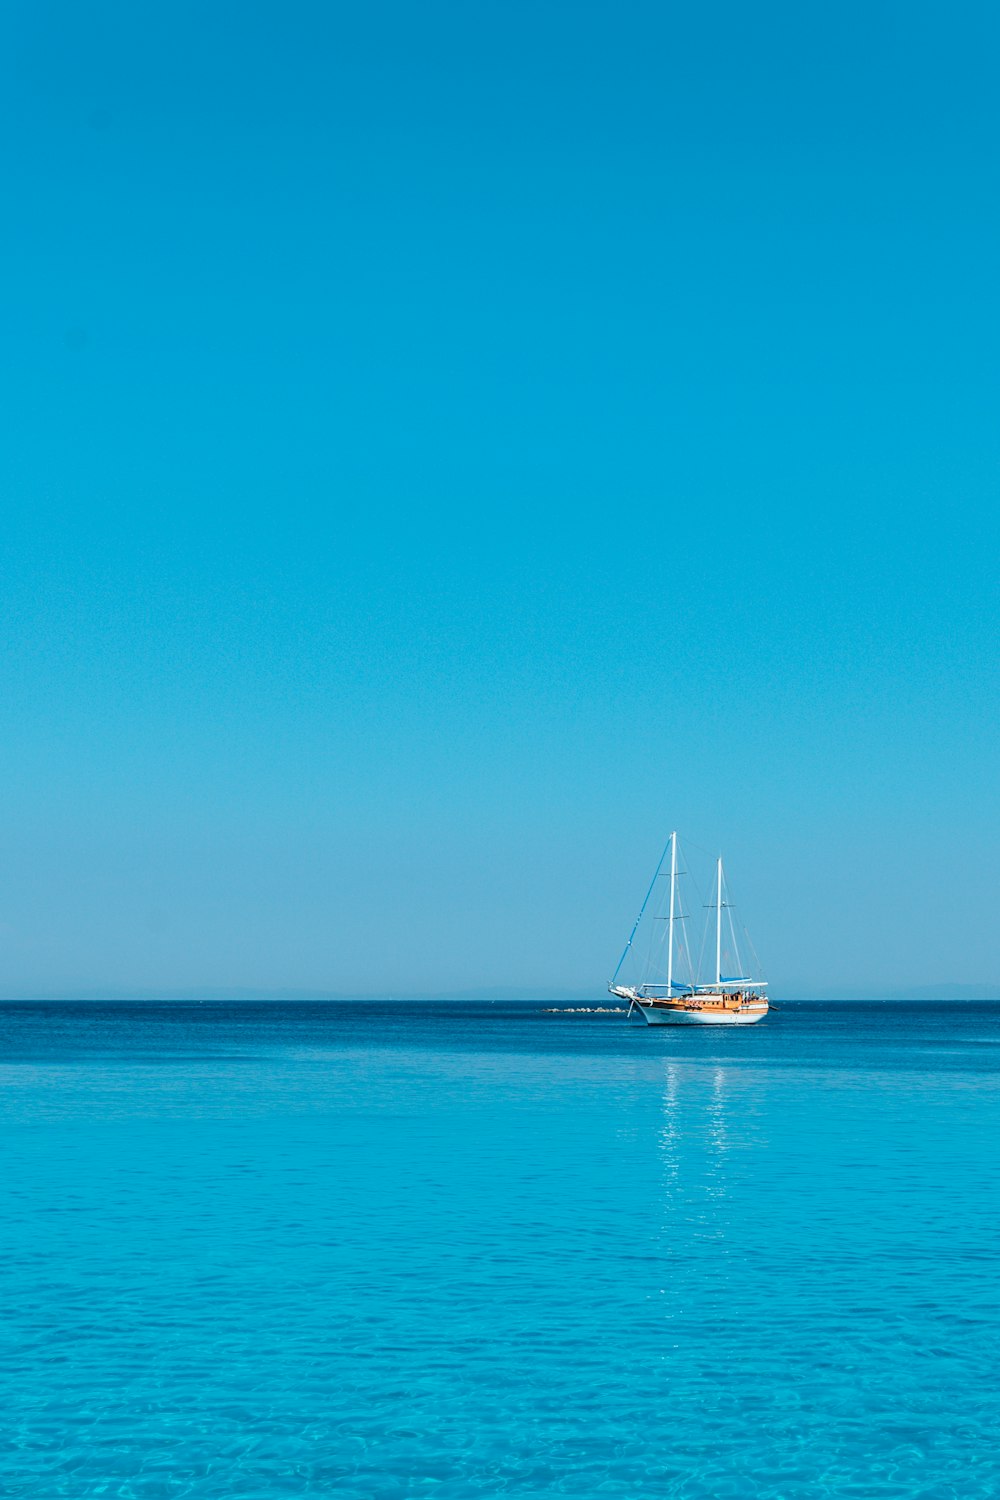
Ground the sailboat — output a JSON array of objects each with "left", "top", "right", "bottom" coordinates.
[{"left": 608, "top": 832, "right": 769, "bottom": 1025}]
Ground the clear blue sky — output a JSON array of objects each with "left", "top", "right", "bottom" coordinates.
[{"left": 2, "top": 0, "right": 997, "bottom": 997}]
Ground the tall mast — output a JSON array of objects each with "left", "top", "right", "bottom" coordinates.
[
  {"left": 715, "top": 856, "right": 723, "bottom": 988},
  {"left": 667, "top": 831, "right": 677, "bottom": 994}
]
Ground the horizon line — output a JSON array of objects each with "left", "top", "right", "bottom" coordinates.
[{"left": 1, "top": 984, "right": 999, "bottom": 1004}]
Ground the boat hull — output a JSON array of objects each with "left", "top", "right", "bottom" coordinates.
[{"left": 636, "top": 1002, "right": 768, "bottom": 1026}]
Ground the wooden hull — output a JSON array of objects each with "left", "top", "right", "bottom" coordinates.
[{"left": 637, "top": 1001, "right": 768, "bottom": 1026}]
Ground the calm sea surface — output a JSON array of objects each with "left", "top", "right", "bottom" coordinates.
[{"left": 2, "top": 1000, "right": 998, "bottom": 1498}]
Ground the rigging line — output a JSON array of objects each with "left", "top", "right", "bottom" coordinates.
[
  {"left": 650, "top": 856, "right": 677, "bottom": 982},
  {"left": 638, "top": 856, "right": 665, "bottom": 986},
  {"left": 649, "top": 918, "right": 668, "bottom": 983},
  {"left": 610, "top": 836, "right": 671, "bottom": 983},
  {"left": 689, "top": 848, "right": 711, "bottom": 984},
  {"left": 672, "top": 840, "right": 694, "bottom": 991},
  {"left": 678, "top": 900, "right": 696, "bottom": 991},
  {"left": 694, "top": 908, "right": 709, "bottom": 988},
  {"left": 725, "top": 874, "right": 743, "bottom": 977},
  {"left": 640, "top": 886, "right": 660, "bottom": 985},
  {"left": 741, "top": 922, "right": 766, "bottom": 981},
  {"left": 675, "top": 833, "right": 706, "bottom": 988},
  {"left": 678, "top": 835, "right": 719, "bottom": 863}
]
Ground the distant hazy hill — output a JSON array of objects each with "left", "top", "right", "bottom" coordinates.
[
  {"left": 773, "top": 982, "right": 1000, "bottom": 1002},
  {"left": 885, "top": 983, "right": 1000, "bottom": 1001}
]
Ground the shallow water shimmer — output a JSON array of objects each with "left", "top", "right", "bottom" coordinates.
[{"left": 2, "top": 1000, "right": 999, "bottom": 1498}]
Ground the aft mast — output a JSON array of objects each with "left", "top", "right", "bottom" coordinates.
[
  {"left": 715, "top": 856, "right": 723, "bottom": 988},
  {"left": 667, "top": 831, "right": 677, "bottom": 996}
]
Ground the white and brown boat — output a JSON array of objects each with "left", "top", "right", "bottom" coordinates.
[{"left": 608, "top": 833, "right": 770, "bottom": 1026}]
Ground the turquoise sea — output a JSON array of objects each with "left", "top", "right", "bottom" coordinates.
[{"left": 2, "top": 1000, "right": 998, "bottom": 1498}]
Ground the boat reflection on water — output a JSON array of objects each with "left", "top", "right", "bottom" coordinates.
[
  {"left": 706, "top": 1066, "right": 731, "bottom": 1162},
  {"left": 657, "top": 1057, "right": 772, "bottom": 1242},
  {"left": 659, "top": 1064, "right": 733, "bottom": 1184}
]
